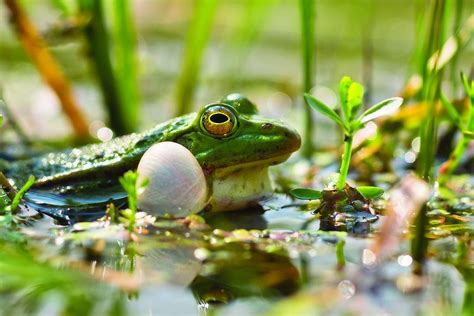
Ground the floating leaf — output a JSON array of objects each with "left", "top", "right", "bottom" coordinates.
[
  {"left": 356, "top": 186, "right": 384, "bottom": 199},
  {"left": 359, "top": 97, "right": 403, "bottom": 123},
  {"left": 304, "top": 93, "right": 346, "bottom": 130},
  {"left": 290, "top": 188, "right": 322, "bottom": 200},
  {"left": 339, "top": 76, "right": 353, "bottom": 122}
]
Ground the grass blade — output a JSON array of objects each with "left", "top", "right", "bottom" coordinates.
[
  {"left": 300, "top": 0, "right": 316, "bottom": 158},
  {"left": 109, "top": 0, "right": 141, "bottom": 134},
  {"left": 80, "top": 0, "right": 126, "bottom": 135},
  {"left": 440, "top": 93, "right": 463, "bottom": 129}
]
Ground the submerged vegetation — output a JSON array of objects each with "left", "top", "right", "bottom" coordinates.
[{"left": 0, "top": 1, "right": 473, "bottom": 315}]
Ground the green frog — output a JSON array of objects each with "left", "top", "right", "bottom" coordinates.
[{"left": 1, "top": 94, "right": 300, "bottom": 223}]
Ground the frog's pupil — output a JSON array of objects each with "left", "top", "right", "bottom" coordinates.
[{"left": 210, "top": 113, "right": 229, "bottom": 124}]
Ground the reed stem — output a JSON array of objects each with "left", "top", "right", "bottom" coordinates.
[{"left": 299, "top": 0, "right": 315, "bottom": 159}]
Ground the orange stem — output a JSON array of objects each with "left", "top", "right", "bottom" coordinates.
[{"left": 5, "top": 0, "right": 89, "bottom": 138}]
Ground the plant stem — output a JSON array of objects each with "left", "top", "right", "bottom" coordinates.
[
  {"left": 299, "top": 0, "right": 315, "bottom": 159},
  {"left": 80, "top": 0, "right": 129, "bottom": 135},
  {"left": 417, "top": 0, "right": 448, "bottom": 181},
  {"left": 4, "top": 0, "right": 89, "bottom": 138},
  {"left": 336, "top": 135, "right": 353, "bottom": 190},
  {"left": 110, "top": 0, "right": 140, "bottom": 134}
]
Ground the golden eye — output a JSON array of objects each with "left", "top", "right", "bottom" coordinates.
[{"left": 200, "top": 105, "right": 237, "bottom": 138}]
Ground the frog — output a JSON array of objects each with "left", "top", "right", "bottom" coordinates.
[{"left": 1, "top": 94, "right": 301, "bottom": 223}]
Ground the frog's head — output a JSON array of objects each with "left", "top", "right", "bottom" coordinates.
[{"left": 175, "top": 94, "right": 301, "bottom": 211}]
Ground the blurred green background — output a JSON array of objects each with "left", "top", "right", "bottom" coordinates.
[{"left": 0, "top": 0, "right": 472, "bottom": 145}]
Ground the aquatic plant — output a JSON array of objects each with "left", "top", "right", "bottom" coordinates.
[
  {"left": 118, "top": 170, "right": 141, "bottom": 234},
  {"left": 0, "top": 175, "right": 34, "bottom": 243},
  {"left": 304, "top": 76, "right": 402, "bottom": 191},
  {"left": 299, "top": 0, "right": 316, "bottom": 158},
  {"left": 415, "top": 0, "right": 451, "bottom": 181},
  {"left": 289, "top": 76, "right": 401, "bottom": 230},
  {"left": 438, "top": 72, "right": 474, "bottom": 185},
  {"left": 79, "top": 0, "right": 140, "bottom": 135}
]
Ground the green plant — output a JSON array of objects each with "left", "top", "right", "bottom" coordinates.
[
  {"left": 304, "top": 76, "right": 403, "bottom": 191},
  {"left": 0, "top": 175, "right": 35, "bottom": 243},
  {"left": 118, "top": 170, "right": 148, "bottom": 234},
  {"left": 299, "top": 0, "right": 316, "bottom": 158},
  {"left": 438, "top": 72, "right": 474, "bottom": 184},
  {"left": 415, "top": 0, "right": 451, "bottom": 181},
  {"left": 79, "top": 0, "right": 140, "bottom": 135}
]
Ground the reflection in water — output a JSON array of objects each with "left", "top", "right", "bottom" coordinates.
[
  {"left": 189, "top": 242, "right": 300, "bottom": 309},
  {"left": 203, "top": 205, "right": 268, "bottom": 231}
]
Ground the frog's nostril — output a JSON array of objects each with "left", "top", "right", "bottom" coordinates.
[{"left": 262, "top": 123, "right": 273, "bottom": 130}]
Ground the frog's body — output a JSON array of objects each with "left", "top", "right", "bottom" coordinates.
[{"left": 2, "top": 94, "right": 300, "bottom": 223}]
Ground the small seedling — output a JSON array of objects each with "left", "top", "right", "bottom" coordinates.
[
  {"left": 291, "top": 76, "right": 402, "bottom": 230},
  {"left": 305, "top": 76, "right": 403, "bottom": 191},
  {"left": 118, "top": 170, "right": 148, "bottom": 234},
  {"left": 438, "top": 72, "right": 474, "bottom": 185}
]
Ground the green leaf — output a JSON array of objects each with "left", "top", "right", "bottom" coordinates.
[
  {"left": 356, "top": 186, "right": 384, "bottom": 199},
  {"left": 460, "top": 72, "right": 472, "bottom": 96},
  {"left": 348, "top": 82, "right": 364, "bottom": 119},
  {"left": 10, "top": 175, "right": 35, "bottom": 213},
  {"left": 290, "top": 188, "right": 322, "bottom": 200},
  {"left": 304, "top": 93, "right": 347, "bottom": 131},
  {"left": 440, "top": 93, "right": 463, "bottom": 129},
  {"left": 339, "top": 76, "right": 353, "bottom": 122},
  {"left": 0, "top": 114, "right": 3, "bottom": 127},
  {"left": 358, "top": 97, "right": 403, "bottom": 123},
  {"left": 463, "top": 130, "right": 474, "bottom": 139}
]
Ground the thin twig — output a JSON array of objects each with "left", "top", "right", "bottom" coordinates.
[{"left": 4, "top": 0, "right": 89, "bottom": 138}]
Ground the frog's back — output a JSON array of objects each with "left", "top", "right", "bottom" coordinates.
[{"left": 5, "top": 114, "right": 195, "bottom": 186}]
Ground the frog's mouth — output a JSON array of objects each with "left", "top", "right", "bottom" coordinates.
[{"left": 204, "top": 154, "right": 290, "bottom": 212}]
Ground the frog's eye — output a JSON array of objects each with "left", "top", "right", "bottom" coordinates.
[{"left": 200, "top": 105, "right": 237, "bottom": 138}]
